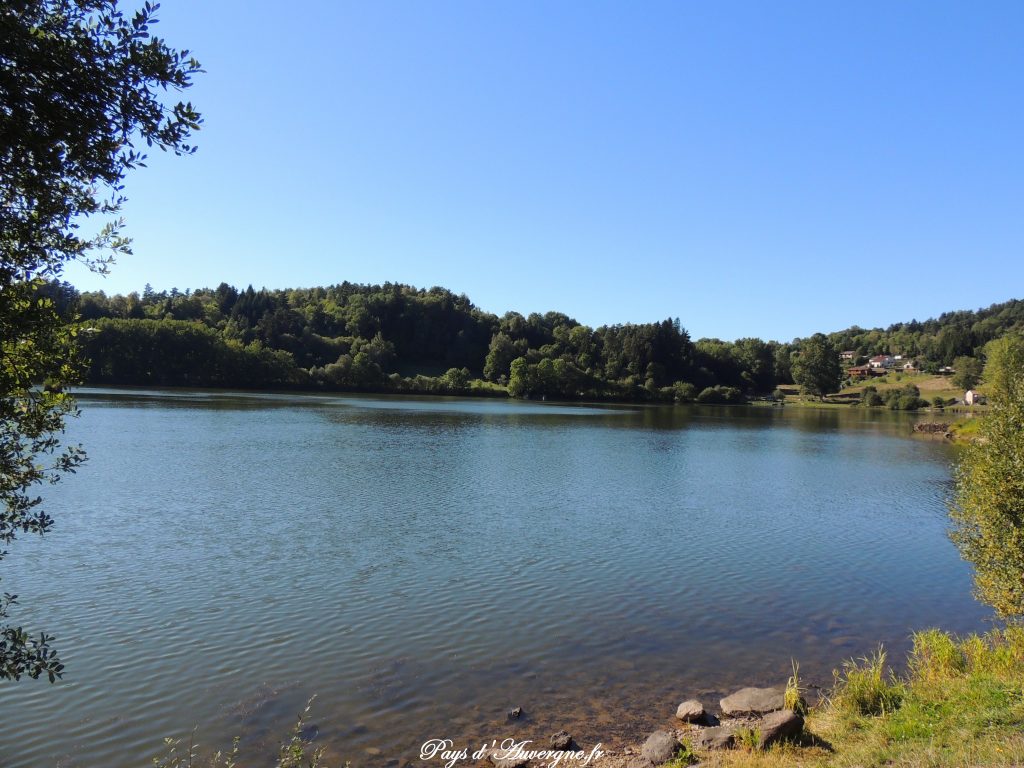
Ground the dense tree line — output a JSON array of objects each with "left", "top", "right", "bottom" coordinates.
[
  {"left": 48, "top": 281, "right": 790, "bottom": 401},
  {"left": 41, "top": 281, "right": 1024, "bottom": 402}
]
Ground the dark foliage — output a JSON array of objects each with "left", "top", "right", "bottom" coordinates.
[{"left": 63, "top": 284, "right": 1024, "bottom": 405}]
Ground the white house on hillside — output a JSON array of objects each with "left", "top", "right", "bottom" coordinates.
[
  {"left": 965, "top": 390, "right": 986, "bottom": 406},
  {"left": 869, "top": 355, "right": 894, "bottom": 369}
]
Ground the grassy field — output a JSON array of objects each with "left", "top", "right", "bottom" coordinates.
[
  {"left": 838, "top": 372, "right": 967, "bottom": 403},
  {"left": 775, "top": 373, "right": 989, "bottom": 414},
  {"left": 685, "top": 627, "right": 1024, "bottom": 768}
]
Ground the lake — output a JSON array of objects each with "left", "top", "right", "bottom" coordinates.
[{"left": 0, "top": 389, "right": 990, "bottom": 767}]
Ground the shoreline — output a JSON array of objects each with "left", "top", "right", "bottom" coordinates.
[
  {"left": 66, "top": 383, "right": 977, "bottom": 423},
  {"left": 396, "top": 625, "right": 1024, "bottom": 767}
]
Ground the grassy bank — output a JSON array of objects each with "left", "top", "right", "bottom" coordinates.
[{"left": 690, "top": 627, "right": 1024, "bottom": 768}]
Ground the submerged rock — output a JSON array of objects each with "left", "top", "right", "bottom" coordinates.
[
  {"left": 640, "top": 730, "right": 681, "bottom": 764},
  {"left": 720, "top": 686, "right": 785, "bottom": 716},
  {"left": 550, "top": 730, "right": 574, "bottom": 750},
  {"left": 675, "top": 699, "right": 706, "bottom": 723},
  {"left": 757, "top": 709, "right": 804, "bottom": 748},
  {"left": 507, "top": 706, "right": 523, "bottom": 720}
]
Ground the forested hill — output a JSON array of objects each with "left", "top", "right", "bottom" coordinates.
[
  {"left": 827, "top": 299, "right": 1024, "bottom": 365},
  {"left": 39, "top": 281, "right": 1024, "bottom": 402}
]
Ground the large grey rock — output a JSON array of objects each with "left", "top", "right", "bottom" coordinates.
[
  {"left": 675, "top": 699, "right": 706, "bottom": 723},
  {"left": 720, "top": 686, "right": 785, "bottom": 716},
  {"left": 693, "top": 726, "right": 735, "bottom": 750},
  {"left": 640, "top": 730, "right": 681, "bottom": 764},
  {"left": 757, "top": 709, "right": 804, "bottom": 748}
]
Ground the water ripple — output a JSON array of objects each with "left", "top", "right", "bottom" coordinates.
[{"left": 0, "top": 391, "right": 989, "bottom": 767}]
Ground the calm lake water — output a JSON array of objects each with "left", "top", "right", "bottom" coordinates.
[{"left": 0, "top": 389, "right": 990, "bottom": 767}]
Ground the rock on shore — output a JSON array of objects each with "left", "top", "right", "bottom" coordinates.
[
  {"left": 640, "top": 731, "right": 680, "bottom": 764},
  {"left": 719, "top": 686, "right": 786, "bottom": 716},
  {"left": 674, "top": 699, "right": 706, "bottom": 723},
  {"left": 757, "top": 709, "right": 804, "bottom": 748}
]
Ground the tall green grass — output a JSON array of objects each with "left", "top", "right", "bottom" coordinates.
[
  {"left": 785, "top": 659, "right": 809, "bottom": 716},
  {"left": 830, "top": 647, "right": 904, "bottom": 716}
]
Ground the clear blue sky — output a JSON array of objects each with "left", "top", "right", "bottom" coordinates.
[{"left": 64, "top": 1, "right": 1024, "bottom": 342}]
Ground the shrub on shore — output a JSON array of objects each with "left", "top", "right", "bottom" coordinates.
[{"left": 696, "top": 385, "right": 746, "bottom": 404}]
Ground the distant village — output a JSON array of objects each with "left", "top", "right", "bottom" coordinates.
[{"left": 839, "top": 351, "right": 986, "bottom": 405}]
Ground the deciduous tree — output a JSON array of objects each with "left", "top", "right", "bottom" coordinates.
[
  {"left": 483, "top": 332, "right": 515, "bottom": 382},
  {"left": 790, "top": 334, "right": 842, "bottom": 399},
  {"left": 951, "top": 335, "right": 1024, "bottom": 620},
  {"left": 951, "top": 355, "right": 983, "bottom": 391},
  {"left": 1, "top": 0, "right": 201, "bottom": 681}
]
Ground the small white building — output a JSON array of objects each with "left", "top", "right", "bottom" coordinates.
[
  {"left": 965, "top": 390, "right": 986, "bottom": 406},
  {"left": 869, "top": 355, "right": 894, "bottom": 369}
]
